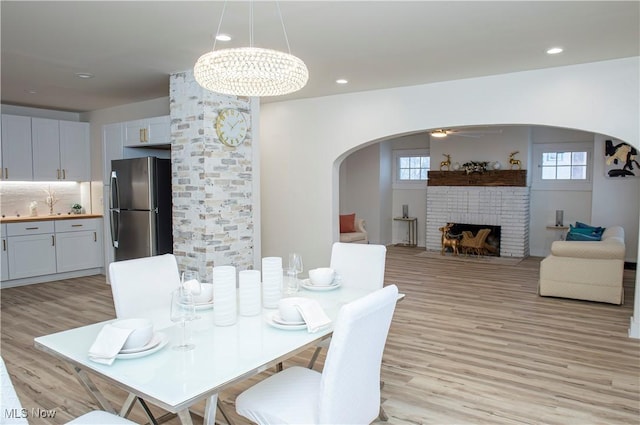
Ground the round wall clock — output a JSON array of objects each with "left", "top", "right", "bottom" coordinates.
[{"left": 215, "top": 108, "right": 248, "bottom": 147}]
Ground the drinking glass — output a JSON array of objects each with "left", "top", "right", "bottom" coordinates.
[
  {"left": 170, "top": 288, "right": 196, "bottom": 351},
  {"left": 285, "top": 253, "right": 303, "bottom": 295}
]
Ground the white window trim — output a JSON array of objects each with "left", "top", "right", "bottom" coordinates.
[
  {"left": 393, "top": 149, "right": 430, "bottom": 190},
  {"left": 532, "top": 142, "right": 593, "bottom": 191}
]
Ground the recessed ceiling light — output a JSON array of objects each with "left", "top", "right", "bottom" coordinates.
[
  {"left": 24, "top": 89, "right": 37, "bottom": 94},
  {"left": 546, "top": 47, "right": 563, "bottom": 55},
  {"left": 74, "top": 72, "right": 94, "bottom": 79},
  {"left": 336, "top": 79, "right": 348, "bottom": 84},
  {"left": 216, "top": 34, "right": 232, "bottom": 42}
]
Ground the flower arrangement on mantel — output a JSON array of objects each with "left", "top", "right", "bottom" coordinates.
[{"left": 462, "top": 161, "right": 489, "bottom": 174}]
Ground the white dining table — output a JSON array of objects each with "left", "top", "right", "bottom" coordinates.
[{"left": 34, "top": 285, "right": 372, "bottom": 425}]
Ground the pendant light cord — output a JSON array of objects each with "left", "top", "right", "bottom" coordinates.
[
  {"left": 212, "top": 0, "right": 228, "bottom": 51},
  {"left": 276, "top": 1, "right": 292, "bottom": 54}
]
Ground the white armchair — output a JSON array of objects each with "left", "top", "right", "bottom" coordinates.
[{"left": 339, "top": 217, "right": 369, "bottom": 244}]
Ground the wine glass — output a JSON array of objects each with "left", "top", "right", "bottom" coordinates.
[
  {"left": 181, "top": 270, "right": 200, "bottom": 295},
  {"left": 286, "top": 253, "right": 303, "bottom": 295},
  {"left": 170, "top": 288, "right": 196, "bottom": 351}
]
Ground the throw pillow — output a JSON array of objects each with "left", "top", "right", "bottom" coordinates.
[
  {"left": 566, "top": 231, "right": 601, "bottom": 242},
  {"left": 575, "top": 221, "right": 605, "bottom": 235},
  {"left": 340, "top": 214, "right": 356, "bottom": 233}
]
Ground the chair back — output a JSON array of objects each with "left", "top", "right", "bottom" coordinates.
[
  {"left": 318, "top": 284, "right": 398, "bottom": 424},
  {"left": 329, "top": 242, "right": 386, "bottom": 290},
  {"left": 108, "top": 254, "right": 180, "bottom": 323}
]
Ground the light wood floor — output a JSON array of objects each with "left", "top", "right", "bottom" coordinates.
[{"left": 1, "top": 246, "right": 638, "bottom": 424}]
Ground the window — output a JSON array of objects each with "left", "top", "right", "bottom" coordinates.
[
  {"left": 399, "top": 155, "right": 430, "bottom": 181},
  {"left": 533, "top": 142, "right": 592, "bottom": 190},
  {"left": 541, "top": 151, "right": 588, "bottom": 180},
  {"left": 393, "top": 149, "right": 430, "bottom": 189}
]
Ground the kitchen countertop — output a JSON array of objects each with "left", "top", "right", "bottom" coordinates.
[{"left": 0, "top": 214, "right": 103, "bottom": 224}]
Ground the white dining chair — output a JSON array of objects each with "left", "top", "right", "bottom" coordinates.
[
  {"left": 108, "top": 253, "right": 181, "bottom": 327},
  {"left": 1, "top": 356, "right": 135, "bottom": 425},
  {"left": 307, "top": 242, "right": 387, "bottom": 369},
  {"left": 236, "top": 284, "right": 399, "bottom": 425}
]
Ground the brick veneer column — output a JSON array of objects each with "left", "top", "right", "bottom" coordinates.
[{"left": 170, "top": 70, "right": 254, "bottom": 282}]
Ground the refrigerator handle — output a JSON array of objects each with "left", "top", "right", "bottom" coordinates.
[
  {"left": 110, "top": 209, "right": 119, "bottom": 248},
  {"left": 110, "top": 171, "right": 119, "bottom": 210},
  {"left": 109, "top": 170, "right": 120, "bottom": 249}
]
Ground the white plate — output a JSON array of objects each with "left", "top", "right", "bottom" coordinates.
[
  {"left": 267, "top": 313, "right": 307, "bottom": 330},
  {"left": 116, "top": 332, "right": 169, "bottom": 359},
  {"left": 272, "top": 313, "right": 305, "bottom": 326},
  {"left": 300, "top": 279, "right": 341, "bottom": 291},
  {"left": 119, "top": 333, "right": 162, "bottom": 354}
]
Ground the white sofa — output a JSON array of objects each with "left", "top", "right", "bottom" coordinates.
[
  {"left": 340, "top": 218, "right": 369, "bottom": 244},
  {"left": 539, "top": 226, "right": 625, "bottom": 304}
]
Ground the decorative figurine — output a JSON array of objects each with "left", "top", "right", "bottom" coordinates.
[
  {"left": 509, "top": 151, "right": 522, "bottom": 169},
  {"left": 440, "top": 154, "right": 451, "bottom": 171},
  {"left": 29, "top": 201, "right": 38, "bottom": 217},
  {"left": 439, "top": 223, "right": 460, "bottom": 256}
]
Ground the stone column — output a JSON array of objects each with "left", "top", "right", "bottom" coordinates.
[{"left": 170, "top": 70, "right": 254, "bottom": 282}]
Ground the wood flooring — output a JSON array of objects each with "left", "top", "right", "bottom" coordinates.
[{"left": 1, "top": 246, "right": 638, "bottom": 424}]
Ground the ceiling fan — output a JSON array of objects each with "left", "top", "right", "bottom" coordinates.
[{"left": 430, "top": 128, "right": 503, "bottom": 138}]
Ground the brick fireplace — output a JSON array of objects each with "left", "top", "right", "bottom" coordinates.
[{"left": 426, "top": 186, "right": 530, "bottom": 257}]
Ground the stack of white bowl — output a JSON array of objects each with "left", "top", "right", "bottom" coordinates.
[
  {"left": 238, "top": 270, "right": 261, "bottom": 316},
  {"left": 261, "top": 257, "right": 283, "bottom": 308},
  {"left": 212, "top": 265, "right": 237, "bottom": 326}
]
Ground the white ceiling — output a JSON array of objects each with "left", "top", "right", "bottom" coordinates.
[{"left": 1, "top": 1, "right": 638, "bottom": 113}]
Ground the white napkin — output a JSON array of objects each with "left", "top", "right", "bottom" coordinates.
[
  {"left": 184, "top": 279, "right": 200, "bottom": 294},
  {"left": 88, "top": 324, "right": 134, "bottom": 365},
  {"left": 294, "top": 299, "right": 332, "bottom": 333}
]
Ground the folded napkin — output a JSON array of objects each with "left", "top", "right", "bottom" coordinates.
[
  {"left": 294, "top": 299, "right": 332, "bottom": 333},
  {"left": 183, "top": 279, "right": 200, "bottom": 294},
  {"left": 88, "top": 324, "right": 134, "bottom": 365}
]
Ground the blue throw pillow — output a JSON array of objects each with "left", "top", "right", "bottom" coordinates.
[
  {"left": 575, "top": 222, "right": 605, "bottom": 235},
  {"left": 566, "top": 229, "right": 602, "bottom": 241}
]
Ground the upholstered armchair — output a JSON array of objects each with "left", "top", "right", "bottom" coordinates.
[{"left": 339, "top": 214, "right": 369, "bottom": 244}]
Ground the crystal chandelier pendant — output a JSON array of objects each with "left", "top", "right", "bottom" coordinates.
[{"left": 194, "top": 47, "right": 308, "bottom": 97}]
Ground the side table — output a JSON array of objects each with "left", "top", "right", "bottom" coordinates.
[
  {"left": 394, "top": 217, "right": 417, "bottom": 247},
  {"left": 546, "top": 225, "right": 569, "bottom": 240}
]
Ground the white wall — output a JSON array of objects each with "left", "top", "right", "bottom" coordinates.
[
  {"left": 261, "top": 57, "right": 639, "bottom": 269},
  {"left": 260, "top": 57, "right": 640, "bottom": 337}
]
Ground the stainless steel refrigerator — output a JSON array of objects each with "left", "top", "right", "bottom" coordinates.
[{"left": 109, "top": 157, "right": 173, "bottom": 261}]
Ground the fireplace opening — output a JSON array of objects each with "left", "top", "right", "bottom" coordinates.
[{"left": 446, "top": 223, "right": 501, "bottom": 256}]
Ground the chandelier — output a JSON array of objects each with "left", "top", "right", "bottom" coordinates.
[{"left": 194, "top": 1, "right": 309, "bottom": 97}]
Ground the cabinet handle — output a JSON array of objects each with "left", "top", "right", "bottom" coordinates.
[
  {"left": 25, "top": 227, "right": 39, "bottom": 230},
  {"left": 139, "top": 128, "right": 145, "bottom": 143},
  {"left": 63, "top": 169, "right": 66, "bottom": 179},
  {"left": 57, "top": 169, "right": 61, "bottom": 180},
  {"left": 51, "top": 235, "right": 55, "bottom": 246},
  {"left": 94, "top": 232, "right": 97, "bottom": 242},
  {"left": 71, "top": 224, "right": 83, "bottom": 227},
  {"left": 2, "top": 239, "right": 6, "bottom": 251},
  {"left": 5, "top": 168, "right": 8, "bottom": 179}
]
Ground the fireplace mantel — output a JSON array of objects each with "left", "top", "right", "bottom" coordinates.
[{"left": 428, "top": 170, "right": 526, "bottom": 187}]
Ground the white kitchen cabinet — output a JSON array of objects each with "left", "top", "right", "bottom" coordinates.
[
  {"left": 124, "top": 115, "right": 170, "bottom": 146},
  {"left": 55, "top": 219, "right": 102, "bottom": 272},
  {"left": 1, "top": 224, "right": 8, "bottom": 281},
  {"left": 32, "top": 118, "right": 90, "bottom": 181},
  {"left": 1, "top": 114, "right": 33, "bottom": 181},
  {"left": 32, "top": 117, "right": 60, "bottom": 181},
  {"left": 6, "top": 221, "right": 56, "bottom": 279},
  {"left": 102, "top": 122, "right": 124, "bottom": 184},
  {"left": 59, "top": 121, "right": 90, "bottom": 181}
]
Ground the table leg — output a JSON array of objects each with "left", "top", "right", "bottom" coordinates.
[
  {"left": 203, "top": 394, "right": 218, "bottom": 425},
  {"left": 119, "top": 393, "right": 136, "bottom": 417},
  {"left": 70, "top": 366, "right": 117, "bottom": 414},
  {"left": 177, "top": 409, "right": 194, "bottom": 425}
]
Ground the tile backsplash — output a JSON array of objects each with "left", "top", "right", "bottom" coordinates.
[{"left": 0, "top": 181, "right": 92, "bottom": 217}]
